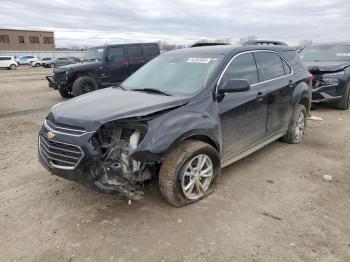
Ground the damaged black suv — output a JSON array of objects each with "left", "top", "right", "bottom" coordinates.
[
  {"left": 300, "top": 43, "right": 350, "bottom": 109},
  {"left": 38, "top": 44, "right": 311, "bottom": 207}
]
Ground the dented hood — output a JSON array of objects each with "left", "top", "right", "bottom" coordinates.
[
  {"left": 304, "top": 60, "right": 350, "bottom": 74},
  {"left": 50, "top": 88, "right": 188, "bottom": 131}
]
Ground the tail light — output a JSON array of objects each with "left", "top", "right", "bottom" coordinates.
[
  {"left": 307, "top": 73, "right": 314, "bottom": 87},
  {"left": 122, "top": 60, "right": 129, "bottom": 65}
]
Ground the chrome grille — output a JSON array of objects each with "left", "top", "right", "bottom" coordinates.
[
  {"left": 54, "top": 72, "right": 66, "bottom": 81},
  {"left": 39, "top": 134, "right": 84, "bottom": 170},
  {"left": 45, "top": 119, "right": 86, "bottom": 136}
]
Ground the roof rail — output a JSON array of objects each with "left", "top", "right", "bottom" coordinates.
[
  {"left": 243, "top": 40, "right": 288, "bottom": 46},
  {"left": 190, "top": 43, "right": 230, "bottom": 48}
]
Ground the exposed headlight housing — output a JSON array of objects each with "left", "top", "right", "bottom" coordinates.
[
  {"left": 322, "top": 77, "right": 339, "bottom": 85},
  {"left": 321, "top": 71, "right": 344, "bottom": 85}
]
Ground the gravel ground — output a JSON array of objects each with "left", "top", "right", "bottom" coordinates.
[{"left": 0, "top": 66, "right": 349, "bottom": 262}]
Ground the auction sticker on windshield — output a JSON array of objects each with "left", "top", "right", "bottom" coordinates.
[{"left": 187, "top": 58, "right": 212, "bottom": 63}]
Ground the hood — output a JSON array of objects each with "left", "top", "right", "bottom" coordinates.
[
  {"left": 54, "top": 61, "right": 102, "bottom": 72},
  {"left": 50, "top": 88, "right": 189, "bottom": 131},
  {"left": 303, "top": 60, "right": 350, "bottom": 74}
]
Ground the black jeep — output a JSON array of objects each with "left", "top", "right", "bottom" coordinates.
[
  {"left": 299, "top": 43, "right": 350, "bottom": 110},
  {"left": 46, "top": 43, "right": 160, "bottom": 98},
  {"left": 38, "top": 44, "right": 311, "bottom": 207}
]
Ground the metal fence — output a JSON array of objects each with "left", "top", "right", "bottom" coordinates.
[{"left": 0, "top": 50, "right": 86, "bottom": 59}]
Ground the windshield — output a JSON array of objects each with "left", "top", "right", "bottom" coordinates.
[
  {"left": 300, "top": 45, "right": 350, "bottom": 61},
  {"left": 122, "top": 53, "right": 223, "bottom": 96},
  {"left": 84, "top": 47, "right": 105, "bottom": 61},
  {"left": 42, "top": 58, "right": 51, "bottom": 61}
]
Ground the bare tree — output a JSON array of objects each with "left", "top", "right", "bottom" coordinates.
[
  {"left": 157, "top": 41, "right": 186, "bottom": 51},
  {"left": 297, "top": 40, "right": 313, "bottom": 50},
  {"left": 236, "top": 35, "right": 258, "bottom": 46}
]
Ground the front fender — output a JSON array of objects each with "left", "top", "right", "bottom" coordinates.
[{"left": 131, "top": 108, "right": 220, "bottom": 163}]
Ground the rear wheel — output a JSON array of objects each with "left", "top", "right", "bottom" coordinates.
[
  {"left": 59, "top": 89, "right": 73, "bottom": 98},
  {"left": 336, "top": 82, "right": 350, "bottom": 110},
  {"left": 35, "top": 63, "right": 40, "bottom": 67},
  {"left": 72, "top": 76, "right": 98, "bottom": 96},
  {"left": 281, "top": 104, "right": 307, "bottom": 144},
  {"left": 159, "top": 140, "right": 220, "bottom": 207}
]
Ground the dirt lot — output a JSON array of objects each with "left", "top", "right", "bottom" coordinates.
[{"left": 0, "top": 66, "right": 349, "bottom": 262}]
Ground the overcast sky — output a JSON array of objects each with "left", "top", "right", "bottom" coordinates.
[{"left": 1, "top": 0, "right": 349, "bottom": 47}]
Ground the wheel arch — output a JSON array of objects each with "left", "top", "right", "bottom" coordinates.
[
  {"left": 291, "top": 81, "right": 311, "bottom": 114},
  {"left": 72, "top": 70, "right": 99, "bottom": 84},
  {"left": 168, "top": 132, "right": 220, "bottom": 155}
]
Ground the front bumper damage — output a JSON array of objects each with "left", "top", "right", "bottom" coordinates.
[
  {"left": 37, "top": 118, "right": 156, "bottom": 199},
  {"left": 308, "top": 66, "right": 349, "bottom": 104},
  {"left": 311, "top": 82, "right": 343, "bottom": 103}
]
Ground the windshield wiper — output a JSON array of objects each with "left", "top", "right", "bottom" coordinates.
[
  {"left": 130, "top": 88, "right": 173, "bottom": 96},
  {"left": 113, "top": 84, "right": 125, "bottom": 90}
]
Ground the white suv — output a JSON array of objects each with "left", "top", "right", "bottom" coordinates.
[
  {"left": 0, "top": 56, "right": 18, "bottom": 70},
  {"left": 16, "top": 55, "right": 38, "bottom": 65}
]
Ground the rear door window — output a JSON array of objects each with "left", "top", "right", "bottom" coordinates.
[
  {"left": 0, "top": 57, "right": 11, "bottom": 61},
  {"left": 254, "top": 52, "right": 285, "bottom": 81},
  {"left": 126, "top": 45, "right": 144, "bottom": 60},
  {"left": 221, "top": 52, "right": 258, "bottom": 85},
  {"left": 107, "top": 47, "right": 126, "bottom": 62},
  {"left": 143, "top": 45, "right": 159, "bottom": 58}
]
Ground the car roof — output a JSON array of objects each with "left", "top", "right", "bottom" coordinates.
[
  {"left": 165, "top": 44, "right": 296, "bottom": 56},
  {"left": 92, "top": 42, "right": 159, "bottom": 49}
]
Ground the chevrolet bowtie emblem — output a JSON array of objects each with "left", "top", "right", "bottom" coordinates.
[{"left": 47, "top": 131, "right": 55, "bottom": 140}]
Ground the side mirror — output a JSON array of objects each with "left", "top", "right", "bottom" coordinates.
[{"left": 218, "top": 79, "right": 251, "bottom": 94}]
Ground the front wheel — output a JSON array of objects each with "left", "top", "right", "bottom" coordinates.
[
  {"left": 9, "top": 64, "right": 17, "bottom": 70},
  {"left": 159, "top": 140, "right": 220, "bottom": 207},
  {"left": 281, "top": 104, "right": 307, "bottom": 144},
  {"left": 336, "top": 82, "right": 350, "bottom": 110},
  {"left": 72, "top": 76, "right": 98, "bottom": 96}
]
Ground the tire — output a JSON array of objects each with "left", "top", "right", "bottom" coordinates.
[
  {"left": 35, "top": 63, "right": 40, "bottom": 67},
  {"left": 72, "top": 76, "right": 98, "bottom": 96},
  {"left": 9, "top": 64, "right": 17, "bottom": 70},
  {"left": 50, "top": 63, "right": 55, "bottom": 68},
  {"left": 281, "top": 104, "right": 307, "bottom": 144},
  {"left": 59, "top": 89, "right": 73, "bottom": 98},
  {"left": 336, "top": 82, "right": 350, "bottom": 110},
  {"left": 159, "top": 140, "right": 220, "bottom": 207}
]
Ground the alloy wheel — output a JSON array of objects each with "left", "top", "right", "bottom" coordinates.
[
  {"left": 82, "top": 82, "right": 94, "bottom": 93},
  {"left": 295, "top": 111, "right": 305, "bottom": 142},
  {"left": 181, "top": 154, "right": 213, "bottom": 200}
]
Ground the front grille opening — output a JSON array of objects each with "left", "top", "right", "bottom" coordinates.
[{"left": 39, "top": 134, "right": 83, "bottom": 169}]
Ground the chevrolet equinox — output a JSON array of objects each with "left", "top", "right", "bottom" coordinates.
[{"left": 38, "top": 44, "right": 312, "bottom": 207}]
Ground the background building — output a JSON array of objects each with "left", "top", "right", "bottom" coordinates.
[{"left": 0, "top": 29, "right": 55, "bottom": 51}]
